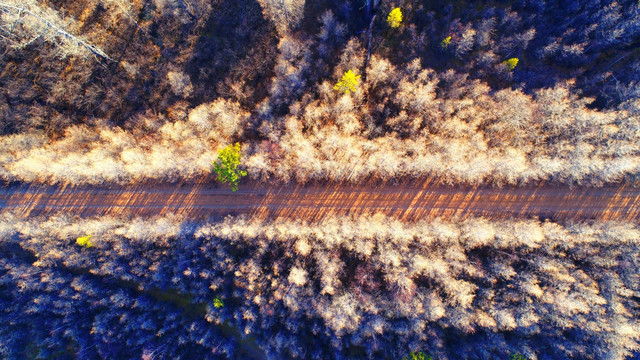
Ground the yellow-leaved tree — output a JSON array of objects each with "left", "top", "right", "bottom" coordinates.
[
  {"left": 334, "top": 70, "right": 361, "bottom": 94},
  {"left": 76, "top": 235, "right": 93, "bottom": 248},
  {"left": 441, "top": 36, "right": 452, "bottom": 48},
  {"left": 387, "top": 8, "right": 403, "bottom": 28},
  {"left": 503, "top": 58, "right": 519, "bottom": 71}
]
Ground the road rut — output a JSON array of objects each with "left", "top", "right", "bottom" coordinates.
[{"left": 2, "top": 180, "right": 640, "bottom": 221}]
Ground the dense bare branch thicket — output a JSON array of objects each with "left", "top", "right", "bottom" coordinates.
[
  {"left": 1, "top": 63, "right": 640, "bottom": 185},
  {"left": 0, "top": 0, "right": 112, "bottom": 61},
  {"left": 0, "top": 0, "right": 274, "bottom": 134},
  {"left": 0, "top": 98, "right": 247, "bottom": 183},
  {"left": 1, "top": 213, "right": 639, "bottom": 359},
  {"left": 246, "top": 58, "right": 640, "bottom": 185},
  {"left": 257, "top": 0, "right": 306, "bottom": 36},
  {"left": 0, "top": 0, "right": 638, "bottom": 185}
]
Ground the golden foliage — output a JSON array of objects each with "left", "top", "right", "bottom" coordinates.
[
  {"left": 333, "top": 70, "right": 361, "bottom": 94},
  {"left": 387, "top": 8, "right": 403, "bottom": 28},
  {"left": 503, "top": 58, "right": 519, "bottom": 71},
  {"left": 441, "top": 36, "right": 452, "bottom": 48},
  {"left": 76, "top": 235, "right": 93, "bottom": 248}
]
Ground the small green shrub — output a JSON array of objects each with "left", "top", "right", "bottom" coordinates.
[
  {"left": 213, "top": 143, "right": 247, "bottom": 192},
  {"left": 213, "top": 297, "right": 225, "bottom": 309},
  {"left": 402, "top": 351, "right": 431, "bottom": 360}
]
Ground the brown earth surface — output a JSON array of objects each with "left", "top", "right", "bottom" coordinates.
[{"left": 2, "top": 179, "right": 640, "bottom": 221}]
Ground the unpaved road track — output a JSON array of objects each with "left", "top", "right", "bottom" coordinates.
[{"left": 1, "top": 180, "right": 640, "bottom": 221}]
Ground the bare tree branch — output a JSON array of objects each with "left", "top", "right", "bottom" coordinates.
[{"left": 0, "top": 2, "right": 114, "bottom": 62}]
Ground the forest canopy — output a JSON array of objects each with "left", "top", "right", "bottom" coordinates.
[
  {"left": 1, "top": 0, "right": 640, "bottom": 359},
  {"left": 0, "top": 0, "right": 638, "bottom": 186},
  {"left": 1, "top": 213, "right": 640, "bottom": 359}
]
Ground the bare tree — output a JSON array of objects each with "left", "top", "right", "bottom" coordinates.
[
  {"left": 0, "top": 0, "right": 113, "bottom": 62},
  {"left": 257, "top": 0, "right": 305, "bottom": 36}
]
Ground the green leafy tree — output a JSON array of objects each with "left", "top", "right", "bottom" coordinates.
[
  {"left": 213, "top": 143, "right": 247, "bottom": 192},
  {"left": 334, "top": 70, "right": 361, "bottom": 94},
  {"left": 76, "top": 235, "right": 93, "bottom": 248},
  {"left": 387, "top": 8, "right": 403, "bottom": 28}
]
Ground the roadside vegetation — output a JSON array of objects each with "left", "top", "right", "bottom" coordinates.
[
  {"left": 213, "top": 143, "right": 247, "bottom": 191},
  {"left": 1, "top": 213, "right": 639, "bottom": 359}
]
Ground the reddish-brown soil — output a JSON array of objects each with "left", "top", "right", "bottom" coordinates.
[{"left": 2, "top": 180, "right": 639, "bottom": 222}]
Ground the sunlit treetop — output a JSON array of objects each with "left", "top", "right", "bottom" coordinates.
[
  {"left": 441, "top": 36, "right": 452, "bottom": 48},
  {"left": 213, "top": 143, "right": 247, "bottom": 192},
  {"left": 504, "top": 57, "right": 519, "bottom": 71},
  {"left": 76, "top": 235, "right": 93, "bottom": 248},
  {"left": 213, "top": 297, "right": 225, "bottom": 308},
  {"left": 387, "top": 7, "right": 403, "bottom": 28},
  {"left": 333, "top": 70, "right": 361, "bottom": 94}
]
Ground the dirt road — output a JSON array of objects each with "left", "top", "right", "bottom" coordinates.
[{"left": 2, "top": 180, "right": 640, "bottom": 221}]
